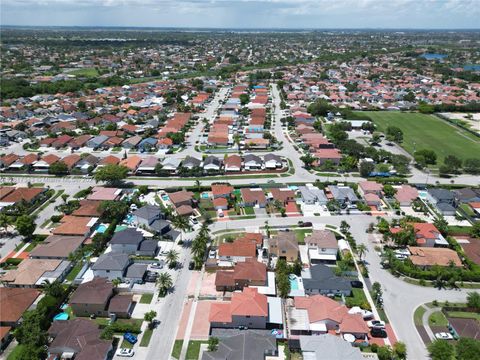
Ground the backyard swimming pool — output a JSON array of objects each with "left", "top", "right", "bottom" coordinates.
[
  {"left": 201, "top": 192, "right": 210, "bottom": 199},
  {"left": 289, "top": 274, "right": 299, "bottom": 290},
  {"left": 53, "top": 312, "right": 69, "bottom": 321},
  {"left": 95, "top": 224, "right": 108, "bottom": 233}
]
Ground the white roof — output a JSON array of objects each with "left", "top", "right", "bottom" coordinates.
[
  {"left": 267, "top": 297, "right": 283, "bottom": 325},
  {"left": 252, "top": 271, "right": 276, "bottom": 295}
]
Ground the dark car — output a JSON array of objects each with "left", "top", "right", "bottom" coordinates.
[
  {"left": 188, "top": 261, "right": 195, "bottom": 270},
  {"left": 371, "top": 328, "right": 388, "bottom": 338},
  {"left": 123, "top": 332, "right": 138, "bottom": 344},
  {"left": 298, "top": 221, "right": 312, "bottom": 227},
  {"left": 351, "top": 280, "right": 364, "bottom": 288}
]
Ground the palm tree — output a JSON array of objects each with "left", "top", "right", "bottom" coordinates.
[
  {"left": 233, "top": 134, "right": 241, "bottom": 153},
  {"left": 172, "top": 215, "right": 191, "bottom": 242},
  {"left": 144, "top": 310, "right": 157, "bottom": 329},
  {"left": 356, "top": 244, "right": 368, "bottom": 261},
  {"left": 156, "top": 272, "right": 173, "bottom": 296},
  {"left": 112, "top": 278, "right": 121, "bottom": 288},
  {"left": 42, "top": 280, "right": 64, "bottom": 298},
  {"left": 264, "top": 220, "right": 271, "bottom": 239},
  {"left": 195, "top": 180, "right": 201, "bottom": 193},
  {"left": 166, "top": 249, "right": 180, "bottom": 268}
]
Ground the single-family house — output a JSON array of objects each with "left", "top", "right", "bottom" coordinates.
[
  {"left": 209, "top": 288, "right": 269, "bottom": 329},
  {"left": 215, "top": 259, "right": 267, "bottom": 291},
  {"left": 358, "top": 181, "right": 383, "bottom": 197},
  {"left": 203, "top": 156, "right": 223, "bottom": 172},
  {"left": 269, "top": 231, "right": 299, "bottom": 262},
  {"left": 91, "top": 252, "right": 130, "bottom": 281},
  {"left": 224, "top": 155, "right": 242, "bottom": 172},
  {"left": 426, "top": 188, "right": 457, "bottom": 215},
  {"left": 264, "top": 154, "right": 283, "bottom": 169},
  {"left": 302, "top": 264, "right": 352, "bottom": 296},
  {"left": 244, "top": 154, "right": 263, "bottom": 170},
  {"left": 87, "top": 135, "right": 109, "bottom": 150},
  {"left": 298, "top": 186, "right": 328, "bottom": 205},
  {"left": 328, "top": 185, "right": 359, "bottom": 206},
  {"left": 408, "top": 246, "right": 462, "bottom": 268},
  {"left": 218, "top": 239, "right": 257, "bottom": 263},
  {"left": 240, "top": 188, "right": 267, "bottom": 208},
  {"left": 395, "top": 185, "right": 418, "bottom": 206},
  {"left": 0, "top": 259, "right": 71, "bottom": 287},
  {"left": 70, "top": 277, "right": 133, "bottom": 318},
  {"left": 298, "top": 335, "right": 364, "bottom": 360},
  {"left": 47, "top": 319, "right": 112, "bottom": 360},
  {"left": 304, "top": 230, "right": 338, "bottom": 264},
  {"left": 182, "top": 156, "right": 202, "bottom": 170},
  {"left": 29, "top": 235, "right": 84, "bottom": 260}
]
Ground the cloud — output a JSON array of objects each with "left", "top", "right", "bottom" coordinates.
[{"left": 1, "top": 0, "right": 478, "bottom": 28}]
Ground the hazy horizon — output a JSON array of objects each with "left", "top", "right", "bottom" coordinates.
[{"left": 1, "top": 0, "right": 479, "bottom": 30}]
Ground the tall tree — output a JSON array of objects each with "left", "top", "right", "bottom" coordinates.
[
  {"left": 94, "top": 164, "right": 129, "bottom": 186},
  {"left": 15, "top": 215, "right": 36, "bottom": 240}
]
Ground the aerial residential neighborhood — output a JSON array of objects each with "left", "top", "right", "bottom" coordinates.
[{"left": 0, "top": 2, "right": 479, "bottom": 360}]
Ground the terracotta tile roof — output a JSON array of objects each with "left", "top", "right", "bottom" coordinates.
[
  {"left": 209, "top": 302, "right": 232, "bottom": 322},
  {"left": 42, "top": 154, "right": 60, "bottom": 165},
  {"left": 294, "top": 295, "right": 347, "bottom": 323},
  {"left": 87, "top": 187, "right": 121, "bottom": 201},
  {"left": 176, "top": 204, "right": 194, "bottom": 216},
  {"left": 225, "top": 155, "right": 242, "bottom": 168},
  {"left": 72, "top": 200, "right": 102, "bottom": 217},
  {"left": 231, "top": 288, "right": 268, "bottom": 317},
  {"left": 237, "top": 232, "right": 263, "bottom": 247},
  {"left": 213, "top": 197, "right": 228, "bottom": 208},
  {"left": 0, "top": 259, "right": 63, "bottom": 286},
  {"left": 52, "top": 216, "right": 97, "bottom": 236},
  {"left": 0, "top": 153, "right": 20, "bottom": 166},
  {"left": 211, "top": 184, "right": 234, "bottom": 197},
  {"left": 241, "top": 188, "right": 267, "bottom": 204},
  {"left": 359, "top": 181, "right": 383, "bottom": 192},
  {"left": 119, "top": 155, "right": 142, "bottom": 171},
  {"left": 29, "top": 235, "right": 84, "bottom": 259},
  {"left": 0, "top": 186, "right": 15, "bottom": 200},
  {"left": 62, "top": 154, "right": 81, "bottom": 169},
  {"left": 408, "top": 246, "right": 462, "bottom": 267},
  {"left": 218, "top": 239, "right": 256, "bottom": 258},
  {"left": 1, "top": 187, "right": 45, "bottom": 203},
  {"left": 0, "top": 288, "right": 40, "bottom": 323},
  {"left": 169, "top": 190, "right": 194, "bottom": 206},
  {"left": 98, "top": 155, "right": 120, "bottom": 166},
  {"left": 20, "top": 153, "right": 39, "bottom": 165},
  {"left": 270, "top": 188, "right": 295, "bottom": 203}
]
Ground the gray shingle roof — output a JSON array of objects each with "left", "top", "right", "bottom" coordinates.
[
  {"left": 110, "top": 228, "right": 143, "bottom": 245},
  {"left": 92, "top": 252, "right": 129, "bottom": 271},
  {"left": 202, "top": 332, "right": 277, "bottom": 360}
]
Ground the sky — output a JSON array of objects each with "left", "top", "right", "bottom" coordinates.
[{"left": 1, "top": 0, "right": 479, "bottom": 29}]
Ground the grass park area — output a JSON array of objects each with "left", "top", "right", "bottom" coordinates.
[
  {"left": 428, "top": 311, "right": 449, "bottom": 327},
  {"left": 69, "top": 67, "right": 99, "bottom": 77},
  {"left": 172, "top": 340, "right": 184, "bottom": 359},
  {"left": 359, "top": 111, "right": 480, "bottom": 162},
  {"left": 414, "top": 305, "right": 427, "bottom": 326},
  {"left": 139, "top": 328, "right": 153, "bottom": 347}
]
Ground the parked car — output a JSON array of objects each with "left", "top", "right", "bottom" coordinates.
[
  {"left": 298, "top": 221, "right": 312, "bottom": 227},
  {"left": 238, "top": 325, "right": 248, "bottom": 330},
  {"left": 367, "top": 320, "right": 386, "bottom": 329},
  {"left": 370, "top": 328, "right": 388, "bottom": 338},
  {"left": 350, "top": 280, "right": 364, "bottom": 289},
  {"left": 435, "top": 332, "right": 454, "bottom": 340},
  {"left": 208, "top": 250, "right": 216, "bottom": 258},
  {"left": 150, "top": 262, "right": 164, "bottom": 269},
  {"left": 190, "top": 217, "right": 199, "bottom": 225},
  {"left": 348, "top": 306, "right": 373, "bottom": 320},
  {"left": 116, "top": 348, "right": 135, "bottom": 357},
  {"left": 188, "top": 261, "right": 195, "bottom": 270},
  {"left": 123, "top": 332, "right": 138, "bottom": 344}
]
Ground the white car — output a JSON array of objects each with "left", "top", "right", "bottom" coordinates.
[
  {"left": 367, "top": 320, "right": 386, "bottom": 328},
  {"left": 348, "top": 306, "right": 374, "bottom": 320},
  {"left": 435, "top": 332, "right": 453, "bottom": 340},
  {"left": 116, "top": 348, "right": 135, "bottom": 357}
]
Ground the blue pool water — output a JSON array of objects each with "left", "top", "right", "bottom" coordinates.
[
  {"left": 124, "top": 214, "right": 134, "bottom": 224},
  {"left": 463, "top": 64, "right": 480, "bottom": 71},
  {"left": 201, "top": 192, "right": 210, "bottom": 199},
  {"left": 53, "top": 313, "right": 69, "bottom": 321},
  {"left": 420, "top": 53, "right": 447, "bottom": 60},
  {"left": 288, "top": 185, "right": 299, "bottom": 191},
  {"left": 161, "top": 194, "right": 169, "bottom": 201},
  {"left": 418, "top": 190, "right": 427, "bottom": 199},
  {"left": 289, "top": 274, "right": 299, "bottom": 290},
  {"left": 60, "top": 304, "right": 68, "bottom": 310},
  {"left": 95, "top": 224, "right": 107, "bottom": 233}
]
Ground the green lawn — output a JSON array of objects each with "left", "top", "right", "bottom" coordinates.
[
  {"left": 139, "top": 328, "right": 153, "bottom": 347},
  {"left": 445, "top": 311, "right": 480, "bottom": 321},
  {"left": 414, "top": 305, "right": 427, "bottom": 326},
  {"left": 294, "top": 229, "right": 312, "bottom": 244},
  {"left": 243, "top": 206, "right": 255, "bottom": 215},
  {"left": 359, "top": 111, "right": 480, "bottom": 162},
  {"left": 428, "top": 311, "right": 449, "bottom": 327},
  {"left": 140, "top": 293, "right": 154, "bottom": 304},
  {"left": 65, "top": 261, "right": 84, "bottom": 281},
  {"left": 459, "top": 203, "right": 476, "bottom": 216},
  {"left": 7, "top": 345, "right": 26, "bottom": 360},
  {"left": 186, "top": 340, "right": 208, "bottom": 360},
  {"left": 70, "top": 67, "right": 99, "bottom": 77},
  {"left": 172, "top": 340, "right": 184, "bottom": 359}
]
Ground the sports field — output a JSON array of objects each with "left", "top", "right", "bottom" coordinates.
[{"left": 359, "top": 111, "right": 480, "bottom": 162}]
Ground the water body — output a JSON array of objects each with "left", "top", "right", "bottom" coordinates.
[
  {"left": 463, "top": 64, "right": 480, "bottom": 71},
  {"left": 420, "top": 53, "right": 447, "bottom": 60}
]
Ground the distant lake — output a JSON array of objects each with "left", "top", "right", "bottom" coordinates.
[
  {"left": 463, "top": 64, "right": 480, "bottom": 71},
  {"left": 420, "top": 53, "right": 447, "bottom": 60}
]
